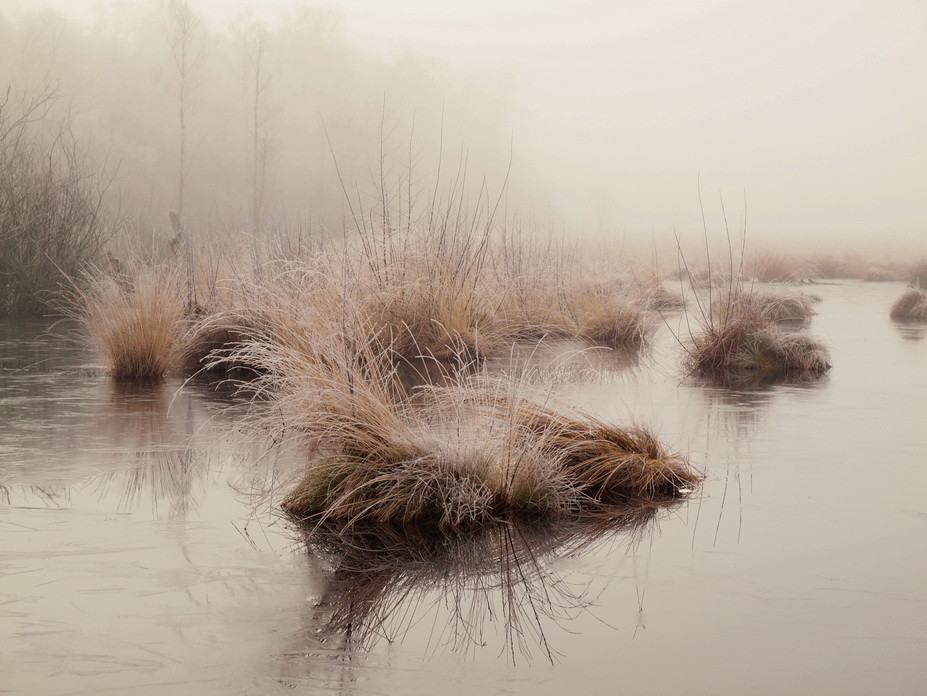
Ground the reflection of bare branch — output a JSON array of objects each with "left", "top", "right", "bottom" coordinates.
[
  {"left": 279, "top": 505, "right": 675, "bottom": 682},
  {"left": 85, "top": 446, "right": 210, "bottom": 519},
  {"left": 0, "top": 484, "right": 71, "bottom": 508}
]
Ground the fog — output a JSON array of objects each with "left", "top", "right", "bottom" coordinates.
[{"left": 3, "top": 0, "right": 926, "bottom": 254}]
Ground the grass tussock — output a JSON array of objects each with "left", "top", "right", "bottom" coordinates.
[
  {"left": 509, "top": 399, "right": 698, "bottom": 505},
  {"left": 501, "top": 272, "right": 655, "bottom": 348},
  {"left": 890, "top": 288, "right": 927, "bottom": 322},
  {"left": 748, "top": 251, "right": 816, "bottom": 282},
  {"left": 686, "top": 288, "right": 830, "bottom": 384},
  {"left": 229, "top": 329, "right": 699, "bottom": 530},
  {"left": 908, "top": 258, "right": 927, "bottom": 291},
  {"left": 181, "top": 311, "right": 260, "bottom": 375},
  {"left": 715, "top": 289, "right": 816, "bottom": 323},
  {"left": 76, "top": 225, "right": 663, "bottom": 381},
  {"left": 72, "top": 262, "right": 186, "bottom": 379}
]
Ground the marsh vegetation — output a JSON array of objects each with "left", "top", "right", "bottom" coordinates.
[{"left": 2, "top": 1, "right": 926, "bottom": 693}]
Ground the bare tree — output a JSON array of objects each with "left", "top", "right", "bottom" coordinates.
[
  {"left": 240, "top": 24, "right": 273, "bottom": 236},
  {"left": 0, "top": 85, "right": 113, "bottom": 316},
  {"left": 167, "top": 0, "right": 207, "bottom": 232}
]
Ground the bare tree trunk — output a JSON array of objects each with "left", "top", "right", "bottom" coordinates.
[
  {"left": 168, "top": 0, "right": 206, "bottom": 232},
  {"left": 241, "top": 25, "right": 272, "bottom": 237}
]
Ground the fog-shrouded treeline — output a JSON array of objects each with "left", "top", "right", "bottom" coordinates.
[{"left": 0, "top": 1, "right": 524, "bottom": 246}]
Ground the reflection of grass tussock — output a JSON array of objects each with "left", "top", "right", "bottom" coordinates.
[
  {"left": 88, "top": 448, "right": 208, "bottom": 519},
  {"left": 230, "top": 332, "right": 699, "bottom": 530},
  {"left": 891, "top": 288, "right": 927, "bottom": 322},
  {"left": 292, "top": 512, "right": 665, "bottom": 660}
]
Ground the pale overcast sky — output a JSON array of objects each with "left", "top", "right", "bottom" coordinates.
[{"left": 7, "top": 0, "right": 927, "bottom": 247}]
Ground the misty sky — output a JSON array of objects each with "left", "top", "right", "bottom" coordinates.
[{"left": 11, "top": 0, "right": 927, "bottom": 249}]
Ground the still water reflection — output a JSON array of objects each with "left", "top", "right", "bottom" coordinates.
[{"left": 2, "top": 281, "right": 927, "bottom": 695}]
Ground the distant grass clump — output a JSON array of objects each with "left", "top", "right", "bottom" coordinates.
[
  {"left": 686, "top": 288, "right": 830, "bottom": 385},
  {"left": 501, "top": 268, "right": 655, "bottom": 350},
  {"left": 889, "top": 257, "right": 927, "bottom": 322},
  {"left": 748, "top": 251, "right": 816, "bottom": 282},
  {"left": 715, "top": 290, "right": 815, "bottom": 323},
  {"left": 908, "top": 257, "right": 927, "bottom": 291},
  {"left": 72, "top": 262, "right": 186, "bottom": 379},
  {"left": 890, "top": 288, "right": 927, "bottom": 322}
]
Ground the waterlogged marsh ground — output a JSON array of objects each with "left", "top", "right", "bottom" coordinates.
[{"left": 2, "top": 282, "right": 926, "bottom": 695}]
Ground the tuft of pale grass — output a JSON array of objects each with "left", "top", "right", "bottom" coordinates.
[
  {"left": 748, "top": 251, "right": 817, "bottom": 282},
  {"left": 908, "top": 258, "right": 927, "bottom": 291},
  {"left": 509, "top": 400, "right": 700, "bottom": 506},
  {"left": 72, "top": 262, "right": 186, "bottom": 379},
  {"left": 233, "top": 321, "right": 699, "bottom": 529},
  {"left": 501, "top": 274, "right": 655, "bottom": 349},
  {"left": 637, "top": 282, "right": 686, "bottom": 311},
  {"left": 714, "top": 290, "right": 815, "bottom": 323},
  {"left": 686, "top": 288, "right": 830, "bottom": 384},
  {"left": 863, "top": 265, "right": 906, "bottom": 282},
  {"left": 890, "top": 288, "right": 927, "bottom": 322}
]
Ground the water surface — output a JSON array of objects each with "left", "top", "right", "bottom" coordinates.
[{"left": 2, "top": 282, "right": 926, "bottom": 695}]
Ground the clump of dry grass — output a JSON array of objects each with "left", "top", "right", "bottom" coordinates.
[
  {"left": 863, "top": 265, "right": 907, "bottom": 282},
  {"left": 509, "top": 399, "right": 699, "bottom": 506},
  {"left": 890, "top": 288, "right": 927, "bottom": 321},
  {"left": 566, "top": 285, "right": 655, "bottom": 348},
  {"left": 889, "top": 258, "right": 927, "bottom": 321},
  {"left": 637, "top": 282, "right": 686, "bottom": 311},
  {"left": 72, "top": 262, "right": 186, "bottom": 379},
  {"left": 230, "top": 327, "right": 699, "bottom": 530},
  {"left": 355, "top": 246, "right": 504, "bottom": 365},
  {"left": 686, "top": 288, "right": 830, "bottom": 384},
  {"left": 501, "top": 273, "right": 655, "bottom": 349},
  {"left": 908, "top": 257, "right": 927, "bottom": 291},
  {"left": 715, "top": 290, "right": 815, "bottom": 323},
  {"left": 748, "top": 251, "right": 817, "bottom": 282}
]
